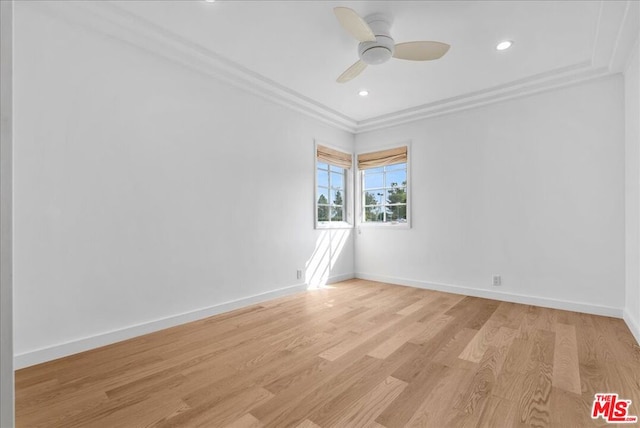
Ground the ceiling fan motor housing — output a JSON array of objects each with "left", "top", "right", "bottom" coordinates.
[{"left": 358, "top": 13, "right": 395, "bottom": 65}]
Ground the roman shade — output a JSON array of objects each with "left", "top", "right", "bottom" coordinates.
[
  {"left": 357, "top": 146, "right": 408, "bottom": 170},
  {"left": 316, "top": 144, "right": 352, "bottom": 169}
]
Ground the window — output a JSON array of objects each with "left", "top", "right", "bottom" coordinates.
[
  {"left": 316, "top": 144, "right": 352, "bottom": 227},
  {"left": 358, "top": 146, "right": 409, "bottom": 225}
]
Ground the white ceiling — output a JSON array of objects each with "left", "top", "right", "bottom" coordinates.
[{"left": 87, "top": 1, "right": 637, "bottom": 132}]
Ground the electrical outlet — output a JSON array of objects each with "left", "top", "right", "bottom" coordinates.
[
  {"left": 296, "top": 270, "right": 303, "bottom": 280},
  {"left": 492, "top": 275, "right": 502, "bottom": 286}
]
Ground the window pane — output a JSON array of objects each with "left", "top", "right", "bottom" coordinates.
[
  {"left": 330, "top": 172, "right": 344, "bottom": 190},
  {"left": 317, "top": 162, "right": 329, "bottom": 170},
  {"left": 317, "top": 169, "right": 329, "bottom": 187},
  {"left": 330, "top": 188, "right": 344, "bottom": 206},
  {"left": 385, "top": 162, "right": 406, "bottom": 172},
  {"left": 386, "top": 169, "right": 407, "bottom": 187},
  {"left": 330, "top": 164, "right": 345, "bottom": 173},
  {"left": 317, "top": 205, "right": 329, "bottom": 222},
  {"left": 317, "top": 186, "right": 329, "bottom": 205},
  {"left": 366, "top": 166, "right": 385, "bottom": 174},
  {"left": 387, "top": 205, "right": 407, "bottom": 222},
  {"left": 331, "top": 206, "right": 343, "bottom": 222},
  {"left": 363, "top": 173, "right": 383, "bottom": 190},
  {"left": 364, "top": 206, "right": 383, "bottom": 222},
  {"left": 387, "top": 186, "right": 407, "bottom": 205},
  {"left": 364, "top": 191, "right": 385, "bottom": 206}
]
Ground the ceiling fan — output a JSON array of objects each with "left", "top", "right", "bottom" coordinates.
[{"left": 334, "top": 7, "right": 450, "bottom": 83}]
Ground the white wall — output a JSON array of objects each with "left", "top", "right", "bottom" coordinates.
[
  {"left": 625, "top": 28, "right": 640, "bottom": 343},
  {"left": 0, "top": 0, "right": 14, "bottom": 425},
  {"left": 355, "top": 75, "right": 626, "bottom": 316},
  {"left": 12, "top": 1, "right": 635, "bottom": 371},
  {"left": 13, "top": 2, "right": 354, "bottom": 368}
]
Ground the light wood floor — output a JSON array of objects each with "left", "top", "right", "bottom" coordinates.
[{"left": 15, "top": 279, "right": 640, "bottom": 427}]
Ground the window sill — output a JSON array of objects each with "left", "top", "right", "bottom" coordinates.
[
  {"left": 315, "top": 221, "right": 353, "bottom": 230},
  {"left": 357, "top": 221, "right": 411, "bottom": 229}
]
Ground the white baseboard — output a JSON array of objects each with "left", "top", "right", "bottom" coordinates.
[
  {"left": 623, "top": 308, "right": 640, "bottom": 346},
  {"left": 14, "top": 282, "right": 310, "bottom": 370},
  {"left": 326, "top": 272, "right": 356, "bottom": 284},
  {"left": 16, "top": 271, "right": 625, "bottom": 369},
  {"left": 355, "top": 272, "right": 624, "bottom": 318}
]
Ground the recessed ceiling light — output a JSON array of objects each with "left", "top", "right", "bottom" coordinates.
[
  {"left": 204, "top": 0, "right": 215, "bottom": 3},
  {"left": 496, "top": 40, "right": 513, "bottom": 51},
  {"left": 358, "top": 90, "right": 369, "bottom": 97}
]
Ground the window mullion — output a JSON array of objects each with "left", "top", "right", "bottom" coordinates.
[
  {"left": 382, "top": 166, "right": 387, "bottom": 223},
  {"left": 316, "top": 143, "right": 352, "bottom": 228},
  {"left": 327, "top": 167, "right": 332, "bottom": 223}
]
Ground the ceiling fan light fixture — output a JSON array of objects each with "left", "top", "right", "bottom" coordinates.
[
  {"left": 496, "top": 40, "right": 513, "bottom": 51},
  {"left": 361, "top": 46, "right": 392, "bottom": 65},
  {"left": 358, "top": 35, "right": 395, "bottom": 65}
]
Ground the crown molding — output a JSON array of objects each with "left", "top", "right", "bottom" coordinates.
[
  {"left": 356, "top": 0, "right": 637, "bottom": 133},
  {"left": 34, "top": 0, "right": 637, "bottom": 136},
  {"left": 592, "top": 0, "right": 637, "bottom": 72},
  {"left": 614, "top": 0, "right": 640, "bottom": 73},
  {"left": 355, "top": 62, "right": 609, "bottom": 133},
  {"left": 35, "top": 1, "right": 359, "bottom": 133}
]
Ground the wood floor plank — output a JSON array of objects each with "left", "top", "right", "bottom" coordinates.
[
  {"left": 254, "top": 355, "right": 384, "bottom": 427},
  {"left": 513, "top": 329, "right": 555, "bottom": 427},
  {"left": 393, "top": 297, "right": 498, "bottom": 384},
  {"left": 84, "top": 396, "right": 190, "bottom": 428},
  {"left": 549, "top": 387, "right": 597, "bottom": 428},
  {"left": 431, "top": 327, "right": 478, "bottom": 369},
  {"left": 318, "top": 315, "right": 402, "bottom": 361},
  {"left": 552, "top": 322, "right": 582, "bottom": 394},
  {"left": 294, "top": 419, "right": 321, "bottom": 428},
  {"left": 322, "top": 376, "right": 406, "bottom": 428},
  {"left": 375, "top": 362, "right": 448, "bottom": 427},
  {"left": 161, "top": 387, "right": 273, "bottom": 428},
  {"left": 409, "top": 313, "right": 455, "bottom": 345},
  {"left": 416, "top": 295, "right": 466, "bottom": 322},
  {"left": 458, "top": 319, "right": 502, "bottom": 363},
  {"left": 517, "top": 305, "right": 543, "bottom": 340},
  {"left": 449, "top": 326, "right": 518, "bottom": 424},
  {"left": 404, "top": 365, "right": 476, "bottom": 427},
  {"left": 571, "top": 310, "right": 613, "bottom": 398},
  {"left": 224, "top": 413, "right": 262, "bottom": 428},
  {"left": 600, "top": 315, "right": 640, "bottom": 364},
  {"left": 448, "top": 350, "right": 500, "bottom": 426},
  {"left": 367, "top": 322, "right": 428, "bottom": 359},
  {"left": 15, "top": 279, "right": 640, "bottom": 428},
  {"left": 262, "top": 356, "right": 329, "bottom": 395},
  {"left": 307, "top": 343, "right": 419, "bottom": 427},
  {"left": 395, "top": 300, "right": 426, "bottom": 316},
  {"left": 476, "top": 394, "right": 517, "bottom": 428},
  {"left": 17, "top": 391, "right": 110, "bottom": 428},
  {"left": 493, "top": 335, "right": 535, "bottom": 400}
]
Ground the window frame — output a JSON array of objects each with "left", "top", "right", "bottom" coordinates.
[
  {"left": 314, "top": 141, "right": 354, "bottom": 230},
  {"left": 356, "top": 142, "right": 411, "bottom": 229}
]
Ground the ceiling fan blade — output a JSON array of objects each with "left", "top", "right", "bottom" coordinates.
[
  {"left": 337, "top": 60, "right": 367, "bottom": 83},
  {"left": 393, "top": 41, "right": 450, "bottom": 61},
  {"left": 334, "top": 7, "right": 376, "bottom": 42}
]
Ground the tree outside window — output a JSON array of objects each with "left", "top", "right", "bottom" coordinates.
[
  {"left": 362, "top": 163, "right": 408, "bottom": 223},
  {"left": 317, "top": 162, "right": 347, "bottom": 225}
]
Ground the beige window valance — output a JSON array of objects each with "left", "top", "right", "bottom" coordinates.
[
  {"left": 317, "top": 144, "right": 352, "bottom": 169},
  {"left": 357, "top": 146, "right": 407, "bottom": 170}
]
